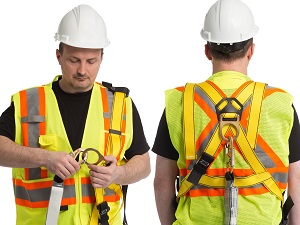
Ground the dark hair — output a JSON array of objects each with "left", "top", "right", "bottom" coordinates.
[
  {"left": 58, "top": 42, "right": 104, "bottom": 55},
  {"left": 208, "top": 38, "right": 253, "bottom": 62}
]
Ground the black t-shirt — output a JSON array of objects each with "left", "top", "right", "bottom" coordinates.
[
  {"left": 152, "top": 105, "right": 300, "bottom": 163},
  {"left": 0, "top": 81, "right": 149, "bottom": 160}
]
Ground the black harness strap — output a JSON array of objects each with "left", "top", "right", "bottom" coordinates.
[
  {"left": 102, "top": 81, "right": 130, "bottom": 97},
  {"left": 122, "top": 185, "right": 128, "bottom": 225},
  {"left": 97, "top": 202, "right": 110, "bottom": 225},
  {"left": 186, "top": 152, "right": 215, "bottom": 185},
  {"left": 279, "top": 195, "right": 294, "bottom": 225}
]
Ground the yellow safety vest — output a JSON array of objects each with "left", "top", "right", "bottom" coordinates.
[
  {"left": 12, "top": 76, "right": 133, "bottom": 225},
  {"left": 165, "top": 71, "right": 294, "bottom": 225}
]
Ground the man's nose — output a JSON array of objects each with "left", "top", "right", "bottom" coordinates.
[{"left": 77, "top": 63, "right": 87, "bottom": 75}]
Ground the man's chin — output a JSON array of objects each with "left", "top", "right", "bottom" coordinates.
[{"left": 72, "top": 83, "right": 92, "bottom": 92}]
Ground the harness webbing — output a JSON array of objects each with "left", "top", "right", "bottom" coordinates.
[
  {"left": 183, "top": 83, "right": 196, "bottom": 160},
  {"left": 207, "top": 81, "right": 283, "bottom": 201},
  {"left": 90, "top": 82, "right": 129, "bottom": 225},
  {"left": 177, "top": 81, "right": 283, "bottom": 202}
]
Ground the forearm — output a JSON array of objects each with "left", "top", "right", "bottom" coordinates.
[
  {"left": 154, "top": 178, "right": 177, "bottom": 225},
  {"left": 288, "top": 195, "right": 300, "bottom": 225},
  {"left": 0, "top": 135, "right": 48, "bottom": 168},
  {"left": 114, "top": 152, "right": 151, "bottom": 185},
  {"left": 287, "top": 161, "right": 300, "bottom": 225},
  {"left": 154, "top": 155, "right": 178, "bottom": 225}
]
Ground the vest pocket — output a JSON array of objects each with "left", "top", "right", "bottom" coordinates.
[{"left": 39, "top": 134, "right": 58, "bottom": 151}]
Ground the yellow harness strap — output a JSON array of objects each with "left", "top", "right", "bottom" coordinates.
[
  {"left": 178, "top": 81, "right": 283, "bottom": 201},
  {"left": 90, "top": 184, "right": 124, "bottom": 225},
  {"left": 107, "top": 91, "right": 126, "bottom": 156},
  {"left": 90, "top": 85, "right": 128, "bottom": 225},
  {"left": 183, "top": 83, "right": 196, "bottom": 160}
]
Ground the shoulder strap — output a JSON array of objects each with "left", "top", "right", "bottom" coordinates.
[{"left": 90, "top": 81, "right": 130, "bottom": 225}]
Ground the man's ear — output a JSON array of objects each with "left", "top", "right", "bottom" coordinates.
[
  {"left": 247, "top": 43, "right": 255, "bottom": 60},
  {"left": 205, "top": 44, "right": 212, "bottom": 60},
  {"left": 56, "top": 49, "right": 61, "bottom": 65}
]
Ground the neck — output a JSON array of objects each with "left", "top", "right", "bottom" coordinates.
[{"left": 212, "top": 58, "right": 248, "bottom": 75}]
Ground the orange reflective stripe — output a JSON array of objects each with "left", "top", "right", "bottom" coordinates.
[
  {"left": 104, "top": 195, "right": 121, "bottom": 202},
  {"left": 263, "top": 87, "right": 285, "bottom": 99},
  {"left": 82, "top": 196, "right": 96, "bottom": 203},
  {"left": 256, "top": 135, "right": 286, "bottom": 167},
  {"left": 38, "top": 87, "right": 46, "bottom": 135},
  {"left": 176, "top": 86, "right": 184, "bottom": 92},
  {"left": 61, "top": 197, "right": 76, "bottom": 206},
  {"left": 100, "top": 85, "right": 111, "bottom": 156},
  {"left": 13, "top": 178, "right": 75, "bottom": 189},
  {"left": 24, "top": 168, "right": 30, "bottom": 181},
  {"left": 81, "top": 177, "right": 91, "bottom": 184},
  {"left": 189, "top": 188, "right": 224, "bottom": 197},
  {"left": 13, "top": 178, "right": 53, "bottom": 190},
  {"left": 15, "top": 198, "right": 49, "bottom": 208},
  {"left": 15, "top": 197, "right": 77, "bottom": 208},
  {"left": 277, "top": 182, "right": 287, "bottom": 190},
  {"left": 20, "top": 90, "right": 29, "bottom": 147},
  {"left": 40, "top": 169, "right": 48, "bottom": 179},
  {"left": 267, "top": 167, "right": 288, "bottom": 173},
  {"left": 239, "top": 186, "right": 268, "bottom": 196},
  {"left": 116, "top": 103, "right": 127, "bottom": 160},
  {"left": 189, "top": 185, "right": 280, "bottom": 197},
  {"left": 100, "top": 85, "right": 109, "bottom": 113}
]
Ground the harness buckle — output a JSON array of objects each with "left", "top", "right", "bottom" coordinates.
[
  {"left": 97, "top": 201, "right": 110, "bottom": 225},
  {"left": 187, "top": 152, "right": 214, "bottom": 185},
  {"left": 219, "top": 114, "right": 240, "bottom": 142},
  {"left": 70, "top": 148, "right": 106, "bottom": 165}
]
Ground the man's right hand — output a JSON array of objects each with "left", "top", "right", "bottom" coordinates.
[{"left": 44, "top": 151, "right": 81, "bottom": 180}]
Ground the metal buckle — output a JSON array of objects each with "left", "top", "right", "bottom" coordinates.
[
  {"left": 69, "top": 148, "right": 105, "bottom": 165},
  {"left": 219, "top": 114, "right": 240, "bottom": 142}
]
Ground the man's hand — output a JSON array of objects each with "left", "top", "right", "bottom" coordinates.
[
  {"left": 88, "top": 155, "right": 117, "bottom": 188},
  {"left": 45, "top": 151, "right": 81, "bottom": 180}
]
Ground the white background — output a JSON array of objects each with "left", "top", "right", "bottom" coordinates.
[{"left": 0, "top": 1, "right": 299, "bottom": 224}]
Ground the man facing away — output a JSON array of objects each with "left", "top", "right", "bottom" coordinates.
[
  {"left": 152, "top": 0, "right": 300, "bottom": 224},
  {"left": 0, "top": 4, "right": 150, "bottom": 225}
]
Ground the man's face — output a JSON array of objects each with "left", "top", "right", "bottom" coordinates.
[{"left": 56, "top": 44, "right": 103, "bottom": 93}]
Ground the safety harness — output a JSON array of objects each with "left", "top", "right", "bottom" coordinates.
[
  {"left": 20, "top": 81, "right": 130, "bottom": 225},
  {"left": 177, "top": 80, "right": 293, "bottom": 225},
  {"left": 89, "top": 81, "right": 130, "bottom": 225}
]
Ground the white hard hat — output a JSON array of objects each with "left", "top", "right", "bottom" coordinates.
[
  {"left": 200, "top": 0, "right": 258, "bottom": 44},
  {"left": 54, "top": 4, "right": 110, "bottom": 49}
]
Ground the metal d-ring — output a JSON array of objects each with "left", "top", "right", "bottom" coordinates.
[
  {"left": 219, "top": 114, "right": 240, "bottom": 142},
  {"left": 81, "top": 148, "right": 105, "bottom": 165}
]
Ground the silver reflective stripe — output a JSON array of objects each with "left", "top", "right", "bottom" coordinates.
[
  {"left": 14, "top": 185, "right": 51, "bottom": 202},
  {"left": 106, "top": 88, "right": 113, "bottom": 111},
  {"left": 21, "top": 115, "right": 45, "bottom": 123},
  {"left": 45, "top": 182, "right": 64, "bottom": 225},
  {"left": 82, "top": 183, "right": 95, "bottom": 199},
  {"left": 23, "top": 88, "right": 44, "bottom": 148},
  {"left": 21, "top": 88, "right": 45, "bottom": 180}
]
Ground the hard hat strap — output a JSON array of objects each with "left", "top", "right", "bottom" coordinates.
[{"left": 208, "top": 39, "right": 249, "bottom": 54}]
